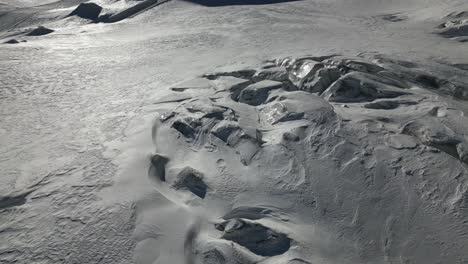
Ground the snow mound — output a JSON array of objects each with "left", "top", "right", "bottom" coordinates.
[{"left": 145, "top": 53, "right": 468, "bottom": 263}]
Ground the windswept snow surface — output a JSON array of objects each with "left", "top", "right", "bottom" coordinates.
[{"left": 1, "top": 0, "right": 468, "bottom": 263}]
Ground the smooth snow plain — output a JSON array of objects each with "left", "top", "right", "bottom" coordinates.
[{"left": 1, "top": 0, "right": 468, "bottom": 263}]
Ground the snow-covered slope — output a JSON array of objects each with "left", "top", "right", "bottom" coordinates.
[{"left": 1, "top": 0, "right": 468, "bottom": 263}]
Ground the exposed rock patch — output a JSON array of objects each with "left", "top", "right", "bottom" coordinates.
[
  {"left": 3, "top": 39, "right": 19, "bottom": 44},
  {"left": 218, "top": 219, "right": 291, "bottom": 256},
  {"left": 238, "top": 80, "right": 284, "bottom": 106},
  {"left": 377, "top": 13, "right": 407, "bottom": 22},
  {"left": 252, "top": 67, "right": 289, "bottom": 82},
  {"left": 451, "top": 63, "right": 468, "bottom": 71},
  {"left": 68, "top": 2, "right": 103, "bottom": 21},
  {"left": 321, "top": 72, "right": 409, "bottom": 103},
  {"left": 98, "top": 0, "right": 171, "bottom": 23},
  {"left": 301, "top": 66, "right": 341, "bottom": 93},
  {"left": 26, "top": 26, "right": 54, "bottom": 36},
  {"left": 172, "top": 167, "right": 208, "bottom": 198},
  {"left": 288, "top": 259, "right": 312, "bottom": 264},
  {"left": 436, "top": 15, "right": 468, "bottom": 42},
  {"left": 204, "top": 69, "right": 256, "bottom": 80},
  {"left": 364, "top": 100, "right": 418, "bottom": 110},
  {"left": 185, "top": 0, "right": 301, "bottom": 7},
  {"left": 445, "top": 11, "right": 468, "bottom": 19},
  {"left": 211, "top": 120, "right": 241, "bottom": 143},
  {"left": 0, "top": 190, "right": 33, "bottom": 210},
  {"left": 171, "top": 118, "right": 199, "bottom": 138},
  {"left": 149, "top": 154, "right": 169, "bottom": 181}
]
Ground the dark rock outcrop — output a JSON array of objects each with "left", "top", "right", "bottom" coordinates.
[
  {"left": 219, "top": 219, "right": 291, "bottom": 256},
  {"left": 26, "top": 26, "right": 54, "bottom": 36},
  {"left": 68, "top": 2, "right": 103, "bottom": 21},
  {"left": 4, "top": 39, "right": 19, "bottom": 44},
  {"left": 172, "top": 167, "right": 208, "bottom": 198}
]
